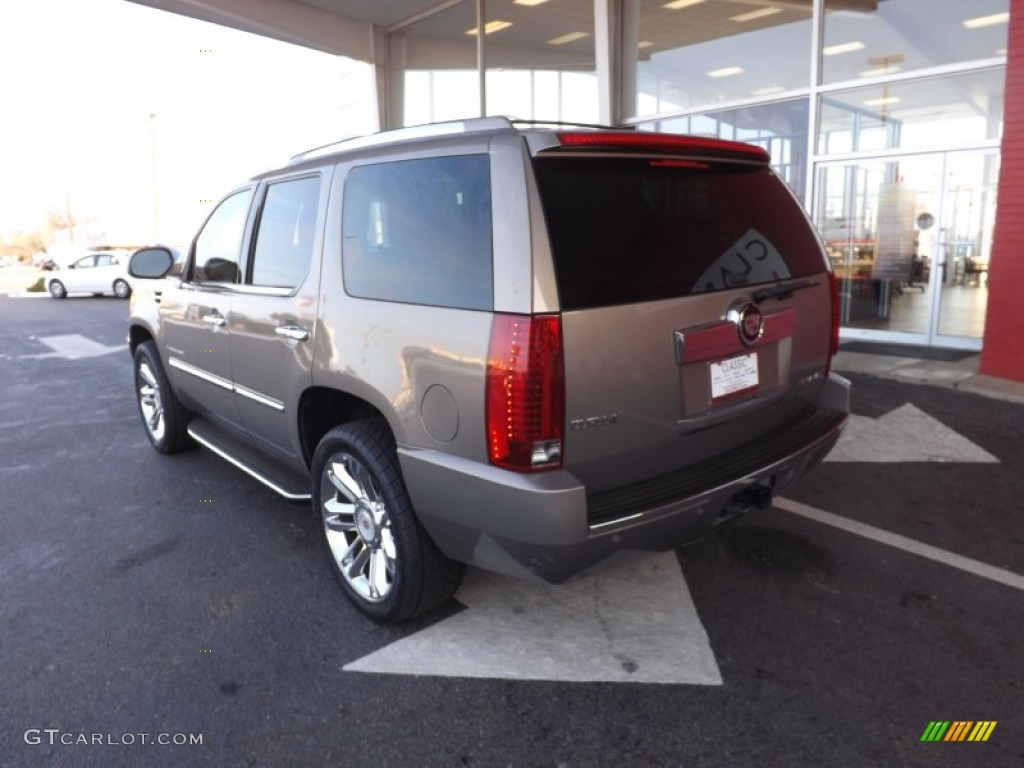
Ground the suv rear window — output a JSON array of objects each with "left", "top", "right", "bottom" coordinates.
[{"left": 532, "top": 156, "right": 825, "bottom": 311}]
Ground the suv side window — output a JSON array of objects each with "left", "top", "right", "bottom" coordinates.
[
  {"left": 342, "top": 155, "right": 493, "bottom": 311},
  {"left": 249, "top": 176, "right": 321, "bottom": 290},
  {"left": 193, "top": 189, "right": 252, "bottom": 285}
]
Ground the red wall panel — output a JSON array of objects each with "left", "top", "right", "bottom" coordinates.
[{"left": 981, "top": 4, "right": 1024, "bottom": 381}]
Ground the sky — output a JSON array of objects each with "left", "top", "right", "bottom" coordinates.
[{"left": 0, "top": 0, "right": 374, "bottom": 249}]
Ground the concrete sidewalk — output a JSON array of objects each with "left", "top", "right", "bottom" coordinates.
[{"left": 833, "top": 347, "right": 1024, "bottom": 405}]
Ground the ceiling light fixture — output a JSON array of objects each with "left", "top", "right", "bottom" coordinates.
[
  {"left": 864, "top": 96, "right": 900, "bottom": 107},
  {"left": 707, "top": 66, "right": 744, "bottom": 78},
  {"left": 663, "top": 0, "right": 706, "bottom": 10},
  {"left": 731, "top": 7, "right": 783, "bottom": 23},
  {"left": 963, "top": 12, "right": 1009, "bottom": 29},
  {"left": 514, "top": 0, "right": 549, "bottom": 5},
  {"left": 823, "top": 41, "right": 866, "bottom": 56},
  {"left": 548, "top": 32, "right": 589, "bottom": 45},
  {"left": 638, "top": 40, "right": 655, "bottom": 49},
  {"left": 466, "top": 20, "right": 513, "bottom": 36}
]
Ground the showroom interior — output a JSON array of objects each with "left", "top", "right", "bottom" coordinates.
[{"left": 130, "top": 0, "right": 1023, "bottom": 383}]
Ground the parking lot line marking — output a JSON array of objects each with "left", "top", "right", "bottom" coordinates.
[{"left": 776, "top": 498, "right": 1024, "bottom": 592}]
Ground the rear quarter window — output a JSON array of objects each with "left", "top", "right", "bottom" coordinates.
[
  {"left": 342, "top": 155, "right": 493, "bottom": 311},
  {"left": 532, "top": 156, "right": 826, "bottom": 311}
]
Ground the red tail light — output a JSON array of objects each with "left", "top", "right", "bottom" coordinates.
[
  {"left": 486, "top": 314, "right": 565, "bottom": 471},
  {"left": 827, "top": 271, "right": 841, "bottom": 374}
]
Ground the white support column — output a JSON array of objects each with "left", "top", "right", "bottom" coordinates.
[
  {"left": 594, "top": 0, "right": 615, "bottom": 125},
  {"left": 385, "top": 32, "right": 407, "bottom": 129},
  {"left": 476, "top": 0, "right": 487, "bottom": 117},
  {"left": 804, "top": 0, "right": 825, "bottom": 210},
  {"left": 620, "top": 0, "right": 639, "bottom": 124},
  {"left": 370, "top": 25, "right": 390, "bottom": 131}
]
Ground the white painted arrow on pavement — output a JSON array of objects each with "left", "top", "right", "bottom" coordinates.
[
  {"left": 25, "top": 334, "right": 125, "bottom": 360},
  {"left": 824, "top": 403, "right": 998, "bottom": 464},
  {"left": 344, "top": 551, "right": 722, "bottom": 685}
]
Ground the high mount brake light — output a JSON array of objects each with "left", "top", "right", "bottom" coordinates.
[
  {"left": 486, "top": 314, "right": 565, "bottom": 472},
  {"left": 557, "top": 131, "right": 770, "bottom": 161}
]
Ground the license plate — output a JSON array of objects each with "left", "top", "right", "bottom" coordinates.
[{"left": 710, "top": 353, "right": 759, "bottom": 401}]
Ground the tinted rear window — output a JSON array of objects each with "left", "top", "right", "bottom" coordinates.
[
  {"left": 342, "top": 155, "right": 493, "bottom": 311},
  {"left": 532, "top": 157, "right": 825, "bottom": 311}
]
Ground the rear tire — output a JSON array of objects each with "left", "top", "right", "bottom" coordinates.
[
  {"left": 312, "top": 418, "right": 464, "bottom": 623},
  {"left": 113, "top": 279, "right": 131, "bottom": 299},
  {"left": 48, "top": 280, "right": 66, "bottom": 299},
  {"left": 133, "top": 341, "right": 191, "bottom": 453}
]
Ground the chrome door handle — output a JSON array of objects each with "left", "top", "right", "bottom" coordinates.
[
  {"left": 202, "top": 313, "right": 226, "bottom": 327},
  {"left": 275, "top": 325, "right": 309, "bottom": 342}
]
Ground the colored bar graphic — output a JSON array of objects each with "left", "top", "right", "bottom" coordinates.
[
  {"left": 944, "top": 721, "right": 972, "bottom": 741},
  {"left": 968, "top": 722, "right": 998, "bottom": 742},
  {"left": 921, "top": 721, "right": 996, "bottom": 742}
]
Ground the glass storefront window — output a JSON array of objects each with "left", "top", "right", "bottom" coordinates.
[
  {"left": 406, "top": 70, "right": 479, "bottom": 124},
  {"left": 650, "top": 99, "right": 809, "bottom": 198},
  {"left": 938, "top": 152, "right": 998, "bottom": 338},
  {"left": 397, "top": 1, "right": 478, "bottom": 126},
  {"left": 816, "top": 157, "right": 940, "bottom": 334},
  {"left": 632, "top": 0, "right": 812, "bottom": 116},
  {"left": 399, "top": 0, "right": 598, "bottom": 126},
  {"left": 818, "top": 69, "right": 1005, "bottom": 155},
  {"left": 816, "top": 150, "right": 996, "bottom": 341},
  {"left": 823, "top": 0, "right": 1009, "bottom": 85},
  {"left": 484, "top": 0, "right": 597, "bottom": 123}
]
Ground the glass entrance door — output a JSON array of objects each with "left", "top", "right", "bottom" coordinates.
[
  {"left": 933, "top": 151, "right": 998, "bottom": 344},
  {"left": 815, "top": 149, "right": 997, "bottom": 349}
]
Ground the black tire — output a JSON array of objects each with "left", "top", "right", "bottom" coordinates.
[
  {"left": 133, "top": 341, "right": 191, "bottom": 453},
  {"left": 48, "top": 280, "right": 66, "bottom": 299},
  {"left": 113, "top": 279, "right": 131, "bottom": 299},
  {"left": 312, "top": 417, "right": 464, "bottom": 623}
]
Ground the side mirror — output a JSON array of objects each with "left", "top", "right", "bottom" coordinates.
[{"left": 129, "top": 247, "right": 175, "bottom": 279}]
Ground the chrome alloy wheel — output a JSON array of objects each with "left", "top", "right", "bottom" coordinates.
[
  {"left": 136, "top": 360, "right": 166, "bottom": 443},
  {"left": 321, "top": 452, "right": 396, "bottom": 603}
]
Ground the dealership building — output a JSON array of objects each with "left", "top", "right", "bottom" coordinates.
[{"left": 133, "top": 0, "right": 1023, "bottom": 384}]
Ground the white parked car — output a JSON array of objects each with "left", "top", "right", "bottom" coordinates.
[{"left": 45, "top": 252, "right": 134, "bottom": 299}]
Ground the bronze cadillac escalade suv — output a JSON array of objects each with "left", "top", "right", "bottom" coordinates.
[{"left": 127, "top": 117, "right": 850, "bottom": 622}]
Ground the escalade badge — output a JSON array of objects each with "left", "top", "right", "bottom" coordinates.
[
  {"left": 728, "top": 302, "right": 765, "bottom": 347},
  {"left": 570, "top": 413, "right": 620, "bottom": 431}
]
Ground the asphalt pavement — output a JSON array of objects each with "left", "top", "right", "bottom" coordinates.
[{"left": 1, "top": 294, "right": 1022, "bottom": 767}]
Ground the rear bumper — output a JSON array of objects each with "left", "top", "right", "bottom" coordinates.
[{"left": 400, "top": 373, "right": 850, "bottom": 583}]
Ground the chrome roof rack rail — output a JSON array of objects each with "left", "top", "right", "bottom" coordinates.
[
  {"left": 289, "top": 116, "right": 516, "bottom": 163},
  {"left": 508, "top": 119, "right": 632, "bottom": 131}
]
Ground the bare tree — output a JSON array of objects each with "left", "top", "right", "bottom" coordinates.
[{"left": 46, "top": 195, "right": 80, "bottom": 242}]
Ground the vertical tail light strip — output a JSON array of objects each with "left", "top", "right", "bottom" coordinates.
[
  {"left": 827, "top": 271, "right": 841, "bottom": 374},
  {"left": 486, "top": 314, "right": 565, "bottom": 471}
]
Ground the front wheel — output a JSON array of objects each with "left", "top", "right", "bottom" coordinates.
[
  {"left": 48, "top": 280, "right": 66, "bottom": 299},
  {"left": 312, "top": 418, "right": 464, "bottom": 623},
  {"left": 113, "top": 279, "right": 131, "bottom": 298},
  {"left": 133, "top": 341, "right": 191, "bottom": 453}
]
